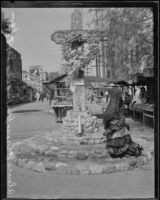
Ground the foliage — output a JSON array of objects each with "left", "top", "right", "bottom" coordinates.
[
  {"left": 1, "top": 11, "right": 14, "bottom": 102},
  {"left": 1, "top": 11, "right": 12, "bottom": 35},
  {"left": 87, "top": 8, "right": 153, "bottom": 79},
  {"left": 61, "top": 32, "right": 99, "bottom": 79}
]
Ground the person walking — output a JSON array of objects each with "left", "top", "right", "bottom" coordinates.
[
  {"left": 88, "top": 89, "right": 93, "bottom": 104},
  {"left": 48, "top": 90, "right": 55, "bottom": 114},
  {"left": 40, "top": 92, "right": 45, "bottom": 102},
  {"left": 49, "top": 89, "right": 54, "bottom": 105},
  {"left": 36, "top": 91, "right": 40, "bottom": 102}
]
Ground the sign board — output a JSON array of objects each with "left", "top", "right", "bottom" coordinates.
[
  {"left": 73, "top": 79, "right": 84, "bottom": 86},
  {"left": 29, "top": 66, "right": 42, "bottom": 81}
]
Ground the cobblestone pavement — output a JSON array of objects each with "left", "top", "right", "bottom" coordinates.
[
  {"left": 9, "top": 101, "right": 61, "bottom": 140},
  {"left": 9, "top": 102, "right": 154, "bottom": 175},
  {"left": 8, "top": 101, "right": 155, "bottom": 198}
]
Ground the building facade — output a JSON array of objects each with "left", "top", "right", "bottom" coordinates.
[
  {"left": 7, "top": 45, "right": 27, "bottom": 102},
  {"left": 22, "top": 70, "right": 30, "bottom": 82},
  {"left": 22, "top": 68, "right": 49, "bottom": 94},
  {"left": 7, "top": 46, "right": 35, "bottom": 104},
  {"left": 7, "top": 45, "right": 22, "bottom": 80}
]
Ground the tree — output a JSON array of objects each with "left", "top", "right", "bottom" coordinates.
[
  {"left": 61, "top": 32, "right": 99, "bottom": 80},
  {"left": 1, "top": 11, "right": 12, "bottom": 35},
  {"left": 87, "top": 8, "right": 153, "bottom": 80},
  {"left": 1, "top": 11, "right": 14, "bottom": 102}
]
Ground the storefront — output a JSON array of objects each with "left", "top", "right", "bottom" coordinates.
[
  {"left": 130, "top": 68, "right": 154, "bottom": 127},
  {"left": 8, "top": 77, "right": 34, "bottom": 105}
]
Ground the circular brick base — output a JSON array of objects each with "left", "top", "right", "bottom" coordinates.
[
  {"left": 13, "top": 153, "right": 152, "bottom": 175},
  {"left": 11, "top": 130, "right": 153, "bottom": 175}
]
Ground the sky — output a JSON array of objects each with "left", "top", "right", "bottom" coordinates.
[{"left": 3, "top": 8, "right": 91, "bottom": 73}]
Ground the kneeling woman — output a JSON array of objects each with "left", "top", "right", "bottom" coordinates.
[{"left": 103, "top": 87, "right": 143, "bottom": 158}]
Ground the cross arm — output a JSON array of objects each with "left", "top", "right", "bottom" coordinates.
[{"left": 51, "top": 30, "right": 108, "bottom": 45}]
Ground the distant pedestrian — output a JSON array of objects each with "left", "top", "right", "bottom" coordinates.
[
  {"left": 40, "top": 92, "right": 46, "bottom": 102},
  {"left": 124, "top": 92, "right": 131, "bottom": 108},
  {"left": 46, "top": 93, "right": 50, "bottom": 101},
  {"left": 131, "top": 87, "right": 141, "bottom": 107},
  {"left": 139, "top": 87, "right": 147, "bottom": 104},
  {"left": 49, "top": 90, "right": 54, "bottom": 105},
  {"left": 40, "top": 93, "right": 44, "bottom": 102},
  {"left": 88, "top": 89, "right": 93, "bottom": 104},
  {"left": 36, "top": 92, "right": 40, "bottom": 102}
]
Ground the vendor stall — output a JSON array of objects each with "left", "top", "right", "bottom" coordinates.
[
  {"left": 132, "top": 103, "right": 154, "bottom": 126},
  {"left": 89, "top": 82, "right": 111, "bottom": 104},
  {"left": 51, "top": 87, "right": 73, "bottom": 122},
  {"left": 131, "top": 70, "right": 155, "bottom": 127},
  {"left": 43, "top": 74, "right": 73, "bottom": 122}
]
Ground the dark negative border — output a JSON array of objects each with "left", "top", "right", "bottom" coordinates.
[
  {"left": 1, "top": 32, "right": 7, "bottom": 199},
  {"left": 1, "top": 1, "right": 159, "bottom": 199}
]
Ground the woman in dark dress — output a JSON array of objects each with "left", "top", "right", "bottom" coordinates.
[{"left": 103, "top": 87, "right": 143, "bottom": 158}]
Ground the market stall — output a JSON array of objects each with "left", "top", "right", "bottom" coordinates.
[
  {"left": 43, "top": 74, "right": 73, "bottom": 122},
  {"left": 88, "top": 82, "right": 110, "bottom": 104},
  {"left": 131, "top": 71, "right": 155, "bottom": 126},
  {"left": 52, "top": 87, "right": 73, "bottom": 122}
]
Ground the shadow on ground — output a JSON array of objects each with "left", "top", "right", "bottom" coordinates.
[{"left": 12, "top": 109, "right": 43, "bottom": 113}]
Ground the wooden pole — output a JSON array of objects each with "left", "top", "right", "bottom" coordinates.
[
  {"left": 96, "top": 56, "right": 99, "bottom": 77},
  {"left": 95, "top": 9, "right": 100, "bottom": 78},
  {"left": 78, "top": 115, "right": 81, "bottom": 134},
  {"left": 102, "top": 38, "right": 105, "bottom": 78}
]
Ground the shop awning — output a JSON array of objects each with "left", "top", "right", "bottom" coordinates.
[
  {"left": 10, "top": 77, "right": 27, "bottom": 86},
  {"left": 43, "top": 73, "right": 67, "bottom": 84},
  {"left": 113, "top": 80, "right": 130, "bottom": 86}
]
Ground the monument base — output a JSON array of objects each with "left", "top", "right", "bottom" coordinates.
[{"left": 63, "top": 110, "right": 99, "bottom": 136}]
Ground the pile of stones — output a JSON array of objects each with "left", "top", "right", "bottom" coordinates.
[{"left": 63, "top": 110, "right": 99, "bottom": 135}]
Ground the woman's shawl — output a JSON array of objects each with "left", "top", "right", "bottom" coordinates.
[{"left": 103, "top": 87, "right": 123, "bottom": 129}]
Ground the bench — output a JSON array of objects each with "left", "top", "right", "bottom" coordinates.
[
  {"left": 132, "top": 104, "right": 143, "bottom": 120},
  {"left": 132, "top": 104, "right": 154, "bottom": 127},
  {"left": 143, "top": 106, "right": 154, "bottom": 126}
]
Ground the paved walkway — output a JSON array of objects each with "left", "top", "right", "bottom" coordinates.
[
  {"left": 9, "top": 101, "right": 61, "bottom": 140},
  {"left": 8, "top": 101, "right": 155, "bottom": 199},
  {"left": 9, "top": 163, "right": 154, "bottom": 199}
]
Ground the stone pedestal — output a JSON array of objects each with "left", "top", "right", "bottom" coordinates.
[
  {"left": 64, "top": 72, "right": 96, "bottom": 136},
  {"left": 73, "top": 85, "right": 86, "bottom": 111},
  {"left": 63, "top": 110, "right": 99, "bottom": 136},
  {"left": 73, "top": 78, "right": 86, "bottom": 112}
]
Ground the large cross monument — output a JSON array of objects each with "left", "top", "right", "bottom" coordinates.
[{"left": 51, "top": 9, "right": 107, "bottom": 112}]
